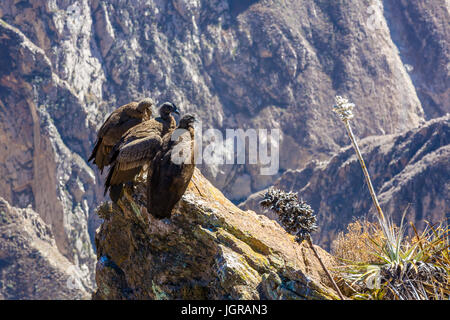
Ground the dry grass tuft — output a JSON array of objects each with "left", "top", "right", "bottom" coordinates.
[{"left": 331, "top": 219, "right": 384, "bottom": 265}]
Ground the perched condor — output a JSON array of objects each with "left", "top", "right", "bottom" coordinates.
[
  {"left": 104, "top": 102, "right": 180, "bottom": 202},
  {"left": 89, "top": 98, "right": 154, "bottom": 173},
  {"left": 147, "top": 114, "right": 196, "bottom": 219}
]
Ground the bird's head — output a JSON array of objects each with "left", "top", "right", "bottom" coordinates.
[
  {"left": 159, "top": 102, "right": 180, "bottom": 117},
  {"left": 178, "top": 114, "right": 196, "bottom": 129},
  {"left": 137, "top": 98, "right": 154, "bottom": 117}
]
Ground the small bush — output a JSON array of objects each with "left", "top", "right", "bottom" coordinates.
[{"left": 260, "top": 188, "right": 318, "bottom": 243}]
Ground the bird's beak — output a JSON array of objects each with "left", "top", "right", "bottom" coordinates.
[{"left": 173, "top": 106, "right": 180, "bottom": 115}]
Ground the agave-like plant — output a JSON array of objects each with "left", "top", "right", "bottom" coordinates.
[
  {"left": 343, "top": 219, "right": 449, "bottom": 300},
  {"left": 332, "top": 95, "right": 450, "bottom": 300}
]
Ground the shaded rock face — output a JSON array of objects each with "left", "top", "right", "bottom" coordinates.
[
  {"left": 93, "top": 169, "right": 339, "bottom": 300},
  {"left": 240, "top": 116, "right": 450, "bottom": 250},
  {"left": 0, "top": 198, "right": 91, "bottom": 299},
  {"left": 383, "top": 0, "right": 449, "bottom": 119}
]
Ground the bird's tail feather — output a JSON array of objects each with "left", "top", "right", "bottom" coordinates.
[
  {"left": 89, "top": 138, "right": 102, "bottom": 163},
  {"left": 109, "top": 184, "right": 123, "bottom": 203},
  {"left": 104, "top": 163, "right": 116, "bottom": 196}
]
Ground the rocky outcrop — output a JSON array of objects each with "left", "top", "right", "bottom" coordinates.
[
  {"left": 93, "top": 169, "right": 340, "bottom": 300},
  {"left": 0, "top": 198, "right": 91, "bottom": 299},
  {"left": 241, "top": 115, "right": 450, "bottom": 249}
]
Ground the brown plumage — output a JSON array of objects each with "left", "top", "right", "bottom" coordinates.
[
  {"left": 104, "top": 102, "right": 180, "bottom": 201},
  {"left": 89, "top": 98, "right": 154, "bottom": 173},
  {"left": 147, "top": 114, "right": 196, "bottom": 219}
]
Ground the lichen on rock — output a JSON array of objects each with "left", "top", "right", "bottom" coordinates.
[{"left": 93, "top": 169, "right": 341, "bottom": 300}]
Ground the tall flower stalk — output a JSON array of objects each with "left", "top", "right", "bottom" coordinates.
[{"left": 333, "top": 96, "right": 386, "bottom": 224}]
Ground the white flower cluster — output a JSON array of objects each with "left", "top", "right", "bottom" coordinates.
[{"left": 333, "top": 96, "right": 355, "bottom": 122}]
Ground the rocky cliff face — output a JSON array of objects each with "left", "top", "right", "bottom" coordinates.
[
  {"left": 0, "top": 197, "right": 91, "bottom": 299},
  {"left": 383, "top": 0, "right": 449, "bottom": 119},
  {"left": 241, "top": 115, "right": 450, "bottom": 249},
  {"left": 93, "top": 168, "right": 340, "bottom": 300},
  {"left": 0, "top": 20, "right": 98, "bottom": 284},
  {"left": 2, "top": 0, "right": 447, "bottom": 204}
]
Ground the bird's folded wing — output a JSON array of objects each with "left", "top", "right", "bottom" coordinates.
[
  {"left": 104, "top": 118, "right": 142, "bottom": 144},
  {"left": 119, "top": 122, "right": 162, "bottom": 145},
  {"left": 117, "top": 135, "right": 162, "bottom": 169},
  {"left": 97, "top": 112, "right": 117, "bottom": 137}
]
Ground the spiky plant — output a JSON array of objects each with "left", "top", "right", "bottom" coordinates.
[
  {"left": 341, "top": 219, "right": 449, "bottom": 300},
  {"left": 332, "top": 95, "right": 450, "bottom": 300},
  {"left": 260, "top": 188, "right": 345, "bottom": 299}
]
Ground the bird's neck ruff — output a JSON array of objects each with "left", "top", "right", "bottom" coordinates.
[{"left": 160, "top": 111, "right": 172, "bottom": 120}]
